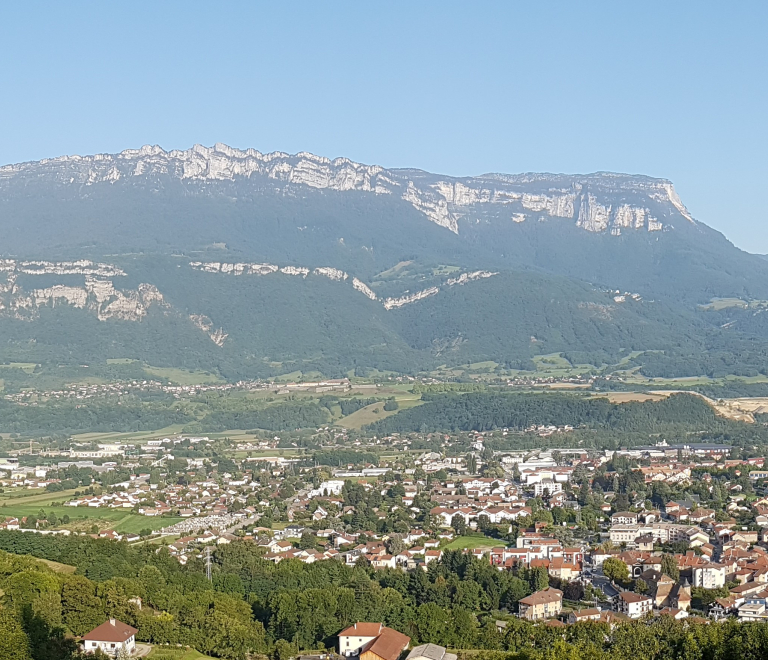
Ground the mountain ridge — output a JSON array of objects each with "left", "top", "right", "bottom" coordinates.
[
  {"left": 0, "top": 142, "right": 694, "bottom": 235},
  {"left": 1, "top": 143, "right": 768, "bottom": 383}
]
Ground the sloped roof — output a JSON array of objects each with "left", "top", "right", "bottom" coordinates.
[
  {"left": 407, "top": 643, "right": 456, "bottom": 660},
  {"left": 83, "top": 619, "right": 137, "bottom": 642},
  {"left": 340, "top": 623, "right": 383, "bottom": 637},
  {"left": 620, "top": 591, "right": 651, "bottom": 603},
  {"left": 361, "top": 627, "right": 411, "bottom": 660},
  {"left": 519, "top": 588, "right": 563, "bottom": 606}
]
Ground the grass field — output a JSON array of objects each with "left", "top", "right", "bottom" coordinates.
[
  {"left": 699, "top": 298, "right": 749, "bottom": 311},
  {"left": 142, "top": 366, "right": 223, "bottom": 385},
  {"left": 147, "top": 647, "right": 216, "bottom": 660},
  {"left": 70, "top": 424, "right": 187, "bottom": 445},
  {"left": 233, "top": 446, "right": 302, "bottom": 458},
  {"left": 33, "top": 557, "right": 77, "bottom": 574},
  {"left": 0, "top": 489, "right": 181, "bottom": 533},
  {"left": 0, "top": 362, "right": 37, "bottom": 373},
  {"left": 601, "top": 392, "right": 670, "bottom": 403},
  {"left": 0, "top": 488, "right": 79, "bottom": 504},
  {"left": 338, "top": 395, "right": 423, "bottom": 429},
  {"left": 444, "top": 536, "right": 504, "bottom": 550}
]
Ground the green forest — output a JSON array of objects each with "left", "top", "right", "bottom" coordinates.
[
  {"left": 2, "top": 533, "right": 768, "bottom": 660},
  {"left": 367, "top": 392, "right": 726, "bottom": 434},
  {"left": 2, "top": 250, "right": 768, "bottom": 382},
  {"left": 0, "top": 389, "right": 763, "bottom": 440}
]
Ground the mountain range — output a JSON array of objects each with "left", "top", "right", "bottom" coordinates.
[{"left": 1, "top": 143, "right": 768, "bottom": 384}]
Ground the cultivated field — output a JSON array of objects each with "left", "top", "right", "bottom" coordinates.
[
  {"left": 338, "top": 394, "right": 423, "bottom": 429},
  {"left": 0, "top": 489, "right": 180, "bottom": 533},
  {"left": 601, "top": 392, "right": 670, "bottom": 403}
]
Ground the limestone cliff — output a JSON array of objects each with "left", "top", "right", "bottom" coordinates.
[{"left": 0, "top": 143, "right": 695, "bottom": 236}]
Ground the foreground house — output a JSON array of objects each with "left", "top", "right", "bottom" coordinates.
[
  {"left": 82, "top": 618, "right": 137, "bottom": 656},
  {"left": 518, "top": 588, "right": 563, "bottom": 621},
  {"left": 569, "top": 608, "right": 601, "bottom": 624},
  {"left": 339, "top": 623, "right": 410, "bottom": 660},
  {"left": 406, "top": 644, "right": 457, "bottom": 660}
]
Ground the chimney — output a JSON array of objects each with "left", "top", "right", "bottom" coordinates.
[{"left": 110, "top": 618, "right": 116, "bottom": 626}]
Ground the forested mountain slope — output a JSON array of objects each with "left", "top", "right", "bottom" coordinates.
[{"left": 0, "top": 144, "right": 767, "bottom": 379}]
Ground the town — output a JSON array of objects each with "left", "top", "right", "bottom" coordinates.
[{"left": 4, "top": 427, "right": 768, "bottom": 643}]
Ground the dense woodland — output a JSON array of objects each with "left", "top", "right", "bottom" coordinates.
[
  {"left": 367, "top": 392, "right": 728, "bottom": 435},
  {"left": 2, "top": 533, "right": 768, "bottom": 660},
  {"left": 4, "top": 389, "right": 768, "bottom": 445},
  {"left": 2, "top": 247, "right": 768, "bottom": 382}
]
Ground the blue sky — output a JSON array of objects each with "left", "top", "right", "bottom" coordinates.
[{"left": 1, "top": 1, "right": 766, "bottom": 251}]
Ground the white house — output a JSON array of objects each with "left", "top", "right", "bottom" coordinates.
[
  {"left": 82, "top": 618, "right": 137, "bottom": 656},
  {"left": 611, "top": 512, "right": 639, "bottom": 525},
  {"left": 618, "top": 591, "right": 652, "bottom": 619},
  {"left": 338, "top": 622, "right": 385, "bottom": 656}
]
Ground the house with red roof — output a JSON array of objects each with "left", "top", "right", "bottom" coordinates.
[
  {"left": 82, "top": 618, "right": 137, "bottom": 656},
  {"left": 338, "top": 623, "right": 410, "bottom": 660}
]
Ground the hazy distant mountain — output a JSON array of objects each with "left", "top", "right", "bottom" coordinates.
[{"left": 1, "top": 143, "right": 767, "bottom": 382}]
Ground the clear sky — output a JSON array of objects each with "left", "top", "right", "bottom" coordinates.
[{"left": 1, "top": 1, "right": 766, "bottom": 251}]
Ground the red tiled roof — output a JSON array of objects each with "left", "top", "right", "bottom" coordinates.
[
  {"left": 339, "top": 622, "right": 383, "bottom": 637},
  {"left": 83, "top": 619, "right": 137, "bottom": 643},
  {"left": 362, "top": 627, "right": 410, "bottom": 660}
]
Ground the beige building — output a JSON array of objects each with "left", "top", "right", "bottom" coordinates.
[
  {"left": 518, "top": 588, "right": 563, "bottom": 621},
  {"left": 568, "top": 608, "right": 601, "bottom": 624},
  {"left": 609, "top": 523, "right": 708, "bottom": 546}
]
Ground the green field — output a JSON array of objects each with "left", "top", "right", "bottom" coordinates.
[
  {"left": 33, "top": 556, "right": 77, "bottom": 574},
  {"left": 70, "top": 424, "right": 187, "bottom": 445},
  {"left": 338, "top": 394, "right": 423, "bottom": 429},
  {"left": 0, "top": 490, "right": 181, "bottom": 534},
  {"left": 699, "top": 297, "right": 750, "bottom": 311},
  {"left": 0, "top": 488, "right": 79, "bottom": 504},
  {"left": 143, "top": 366, "right": 223, "bottom": 385},
  {"left": 444, "top": 536, "right": 504, "bottom": 550},
  {"left": 0, "top": 362, "right": 38, "bottom": 373}
]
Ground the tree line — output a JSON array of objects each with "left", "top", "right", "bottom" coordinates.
[
  {"left": 367, "top": 392, "right": 722, "bottom": 434},
  {"left": 2, "top": 533, "right": 768, "bottom": 660}
]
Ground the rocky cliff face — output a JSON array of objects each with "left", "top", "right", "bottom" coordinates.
[
  {"left": 188, "top": 260, "right": 496, "bottom": 310},
  {"left": 0, "top": 259, "right": 165, "bottom": 322},
  {"left": 0, "top": 256, "right": 501, "bottom": 352},
  {"left": 0, "top": 143, "right": 695, "bottom": 236}
]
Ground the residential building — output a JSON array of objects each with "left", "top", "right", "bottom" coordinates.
[
  {"left": 611, "top": 512, "right": 639, "bottom": 525},
  {"left": 82, "top": 618, "right": 137, "bottom": 656},
  {"left": 692, "top": 564, "right": 727, "bottom": 590},
  {"left": 568, "top": 608, "right": 601, "bottom": 624},
  {"left": 618, "top": 591, "right": 652, "bottom": 619},
  {"left": 339, "top": 623, "right": 410, "bottom": 660},
  {"left": 518, "top": 588, "right": 563, "bottom": 621}
]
